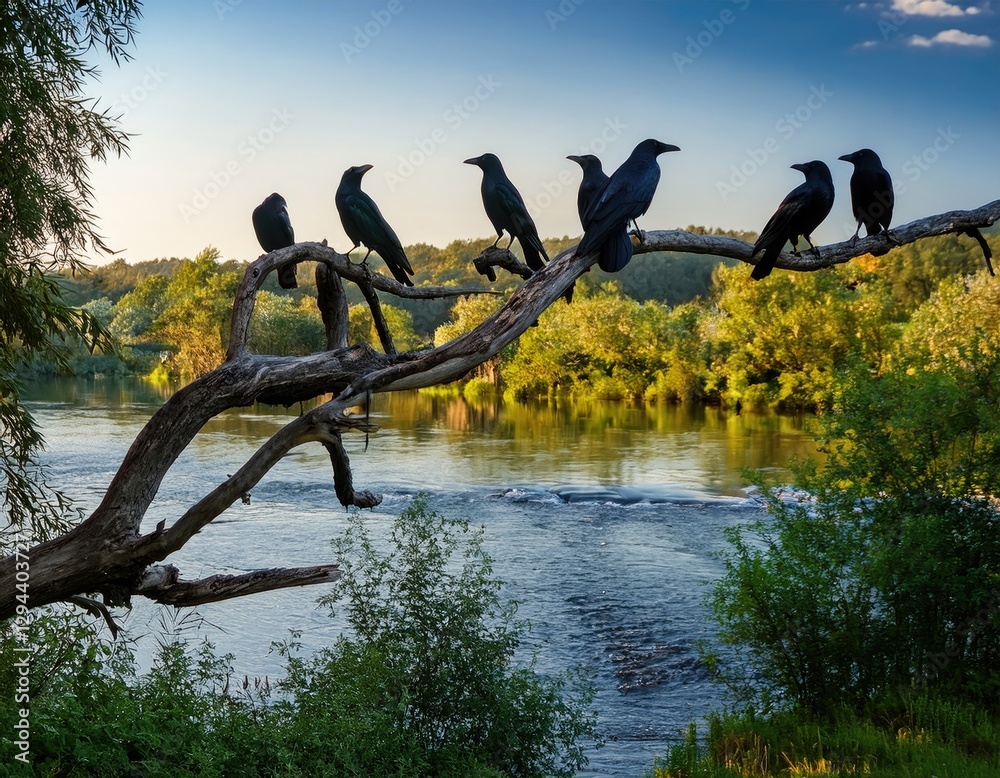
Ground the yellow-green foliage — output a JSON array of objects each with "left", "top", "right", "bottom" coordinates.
[
  {"left": 249, "top": 292, "right": 325, "bottom": 356},
  {"left": 47, "top": 231, "right": 1000, "bottom": 409},
  {"left": 433, "top": 294, "right": 506, "bottom": 346},
  {"left": 149, "top": 247, "right": 241, "bottom": 379},
  {"left": 500, "top": 282, "right": 706, "bottom": 402},
  {"left": 705, "top": 263, "right": 897, "bottom": 410},
  {"left": 348, "top": 301, "right": 424, "bottom": 353},
  {"left": 898, "top": 270, "right": 1000, "bottom": 372}
]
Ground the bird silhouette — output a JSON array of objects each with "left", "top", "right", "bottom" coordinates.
[
  {"left": 335, "top": 164, "right": 414, "bottom": 286},
  {"left": 567, "top": 154, "right": 609, "bottom": 226},
  {"left": 838, "top": 148, "right": 893, "bottom": 243},
  {"left": 576, "top": 139, "right": 680, "bottom": 272},
  {"left": 251, "top": 192, "right": 298, "bottom": 289},
  {"left": 749, "top": 161, "right": 835, "bottom": 281},
  {"left": 464, "top": 153, "right": 548, "bottom": 273}
]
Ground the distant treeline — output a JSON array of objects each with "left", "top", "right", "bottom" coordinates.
[
  {"left": 48, "top": 227, "right": 997, "bottom": 411},
  {"left": 58, "top": 228, "right": 754, "bottom": 335}
]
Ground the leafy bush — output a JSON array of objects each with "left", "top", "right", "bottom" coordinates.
[
  {"left": 277, "top": 497, "right": 599, "bottom": 776},
  {"left": 0, "top": 609, "right": 277, "bottom": 775},
  {"left": 706, "top": 353, "right": 1000, "bottom": 716},
  {"left": 1, "top": 499, "right": 597, "bottom": 776}
]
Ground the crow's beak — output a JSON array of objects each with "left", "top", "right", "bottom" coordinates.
[
  {"left": 837, "top": 153, "right": 854, "bottom": 162},
  {"left": 463, "top": 156, "right": 480, "bottom": 166},
  {"left": 566, "top": 155, "right": 583, "bottom": 163},
  {"left": 358, "top": 164, "right": 374, "bottom": 173},
  {"left": 791, "top": 163, "right": 809, "bottom": 173}
]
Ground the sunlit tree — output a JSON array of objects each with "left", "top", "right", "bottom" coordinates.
[
  {"left": 249, "top": 293, "right": 325, "bottom": 356},
  {"left": 706, "top": 263, "right": 897, "bottom": 410},
  {"left": 151, "top": 247, "right": 240, "bottom": 378}
]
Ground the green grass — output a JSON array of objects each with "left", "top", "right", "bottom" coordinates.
[{"left": 650, "top": 697, "right": 1000, "bottom": 777}]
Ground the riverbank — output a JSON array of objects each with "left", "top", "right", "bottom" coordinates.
[{"left": 650, "top": 701, "right": 1000, "bottom": 777}]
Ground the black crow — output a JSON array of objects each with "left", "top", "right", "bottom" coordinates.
[
  {"left": 463, "top": 153, "right": 548, "bottom": 272},
  {"left": 335, "top": 164, "right": 414, "bottom": 286},
  {"left": 838, "top": 148, "right": 894, "bottom": 242},
  {"left": 563, "top": 154, "right": 612, "bottom": 304},
  {"left": 576, "top": 138, "right": 680, "bottom": 272},
  {"left": 252, "top": 192, "right": 298, "bottom": 289},
  {"left": 567, "top": 154, "right": 609, "bottom": 226},
  {"left": 749, "top": 161, "right": 835, "bottom": 281}
]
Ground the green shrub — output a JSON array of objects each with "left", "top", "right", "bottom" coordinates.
[
  {"left": 2, "top": 499, "right": 597, "bottom": 776},
  {"left": 277, "top": 496, "right": 599, "bottom": 776},
  {"left": 706, "top": 354, "right": 1000, "bottom": 716}
]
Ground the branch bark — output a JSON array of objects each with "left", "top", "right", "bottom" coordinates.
[
  {"left": 1, "top": 199, "right": 996, "bottom": 619},
  {"left": 136, "top": 564, "right": 342, "bottom": 607}
]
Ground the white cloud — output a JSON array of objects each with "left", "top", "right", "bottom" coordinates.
[
  {"left": 853, "top": 39, "right": 881, "bottom": 49},
  {"left": 893, "top": 0, "right": 982, "bottom": 15},
  {"left": 909, "top": 28, "right": 994, "bottom": 45}
]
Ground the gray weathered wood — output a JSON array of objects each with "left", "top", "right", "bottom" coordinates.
[{"left": 1, "top": 199, "right": 996, "bottom": 619}]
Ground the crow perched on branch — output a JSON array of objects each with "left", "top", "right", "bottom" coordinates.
[
  {"left": 252, "top": 193, "right": 298, "bottom": 289},
  {"left": 749, "top": 160, "right": 835, "bottom": 281},
  {"left": 838, "top": 148, "right": 894, "bottom": 243},
  {"left": 567, "top": 154, "right": 609, "bottom": 226},
  {"left": 575, "top": 138, "right": 680, "bottom": 272},
  {"left": 464, "top": 153, "right": 549, "bottom": 273},
  {"left": 335, "top": 164, "right": 414, "bottom": 286}
]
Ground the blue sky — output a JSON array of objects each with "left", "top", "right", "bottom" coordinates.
[{"left": 85, "top": 0, "right": 999, "bottom": 265}]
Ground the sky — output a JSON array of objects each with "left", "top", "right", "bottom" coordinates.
[{"left": 84, "top": 0, "right": 1000, "bottom": 265}]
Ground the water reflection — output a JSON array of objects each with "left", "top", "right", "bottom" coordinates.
[
  {"left": 364, "top": 392, "right": 818, "bottom": 494},
  {"left": 23, "top": 378, "right": 820, "bottom": 497}
]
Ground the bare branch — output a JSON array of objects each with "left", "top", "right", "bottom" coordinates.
[
  {"left": 1, "top": 200, "right": 996, "bottom": 619},
  {"left": 473, "top": 245, "right": 532, "bottom": 283},
  {"left": 228, "top": 241, "right": 499, "bottom": 359},
  {"left": 133, "top": 408, "right": 378, "bottom": 564},
  {"left": 356, "top": 275, "right": 396, "bottom": 356},
  {"left": 137, "top": 563, "right": 342, "bottom": 607},
  {"left": 331, "top": 200, "right": 1000, "bottom": 401},
  {"left": 960, "top": 227, "right": 994, "bottom": 276},
  {"left": 630, "top": 199, "right": 1000, "bottom": 273}
]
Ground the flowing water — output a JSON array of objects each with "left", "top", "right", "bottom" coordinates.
[{"left": 23, "top": 378, "right": 818, "bottom": 776}]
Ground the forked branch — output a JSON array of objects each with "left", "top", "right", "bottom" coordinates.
[{"left": 1, "top": 199, "right": 996, "bottom": 620}]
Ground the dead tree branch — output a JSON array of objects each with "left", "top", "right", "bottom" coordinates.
[
  {"left": 137, "top": 564, "right": 343, "bottom": 607},
  {"left": 356, "top": 274, "right": 396, "bottom": 356},
  {"left": 1, "top": 199, "right": 996, "bottom": 619},
  {"left": 315, "top": 261, "right": 349, "bottom": 350}
]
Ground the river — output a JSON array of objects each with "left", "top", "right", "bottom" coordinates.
[{"left": 23, "top": 378, "right": 818, "bottom": 776}]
